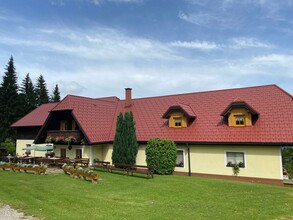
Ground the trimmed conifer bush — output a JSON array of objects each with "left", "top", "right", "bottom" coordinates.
[{"left": 145, "top": 138, "right": 177, "bottom": 175}]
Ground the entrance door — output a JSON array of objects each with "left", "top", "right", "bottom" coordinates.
[{"left": 76, "top": 149, "right": 82, "bottom": 159}]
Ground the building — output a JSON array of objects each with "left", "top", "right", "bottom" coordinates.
[{"left": 12, "top": 85, "right": 293, "bottom": 185}]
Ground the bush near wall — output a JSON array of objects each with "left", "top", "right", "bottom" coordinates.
[{"left": 145, "top": 138, "right": 177, "bottom": 175}]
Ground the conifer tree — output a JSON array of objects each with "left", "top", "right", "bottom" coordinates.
[
  {"left": 112, "top": 111, "right": 138, "bottom": 165},
  {"left": 124, "top": 111, "right": 138, "bottom": 165},
  {"left": 50, "top": 84, "right": 61, "bottom": 103},
  {"left": 35, "top": 74, "right": 49, "bottom": 106},
  {"left": 19, "top": 73, "right": 37, "bottom": 115},
  {"left": 0, "top": 56, "right": 19, "bottom": 142}
]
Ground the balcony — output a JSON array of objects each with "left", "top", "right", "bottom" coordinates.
[{"left": 46, "top": 130, "right": 82, "bottom": 145}]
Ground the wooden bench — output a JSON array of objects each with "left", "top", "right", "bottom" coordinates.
[
  {"left": 108, "top": 163, "right": 154, "bottom": 178},
  {"left": 91, "top": 161, "right": 111, "bottom": 171},
  {"left": 128, "top": 165, "right": 154, "bottom": 178},
  {"left": 109, "top": 163, "right": 130, "bottom": 175}
]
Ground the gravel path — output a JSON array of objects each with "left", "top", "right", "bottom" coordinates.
[{"left": 0, "top": 204, "right": 38, "bottom": 220}]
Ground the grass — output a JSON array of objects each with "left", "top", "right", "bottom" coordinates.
[{"left": 0, "top": 170, "right": 293, "bottom": 220}]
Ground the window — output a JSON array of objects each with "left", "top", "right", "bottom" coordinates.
[
  {"left": 60, "top": 120, "right": 68, "bottom": 130},
  {"left": 71, "top": 120, "right": 76, "bottom": 130},
  {"left": 226, "top": 152, "right": 245, "bottom": 168},
  {"left": 60, "top": 148, "right": 66, "bottom": 158},
  {"left": 174, "top": 117, "right": 182, "bottom": 127},
  {"left": 235, "top": 115, "right": 245, "bottom": 126},
  {"left": 176, "top": 150, "right": 184, "bottom": 167},
  {"left": 76, "top": 149, "right": 82, "bottom": 159}
]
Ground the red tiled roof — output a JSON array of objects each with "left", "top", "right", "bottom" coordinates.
[
  {"left": 52, "top": 95, "right": 119, "bottom": 143},
  {"left": 11, "top": 103, "right": 58, "bottom": 127},
  {"left": 110, "top": 85, "right": 293, "bottom": 144},
  {"left": 13, "top": 85, "right": 293, "bottom": 145},
  {"left": 162, "top": 103, "right": 196, "bottom": 119}
]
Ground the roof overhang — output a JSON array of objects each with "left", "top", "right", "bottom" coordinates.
[
  {"left": 162, "top": 104, "right": 196, "bottom": 120},
  {"left": 221, "top": 101, "right": 259, "bottom": 117}
]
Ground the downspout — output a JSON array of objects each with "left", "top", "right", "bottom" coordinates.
[{"left": 187, "top": 143, "right": 191, "bottom": 176}]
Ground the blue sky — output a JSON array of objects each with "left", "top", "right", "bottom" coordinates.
[{"left": 0, "top": 0, "right": 293, "bottom": 99}]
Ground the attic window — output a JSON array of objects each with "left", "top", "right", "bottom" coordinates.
[
  {"left": 235, "top": 115, "right": 245, "bottom": 126},
  {"left": 162, "top": 104, "right": 196, "bottom": 128},
  {"left": 221, "top": 101, "right": 259, "bottom": 127},
  {"left": 174, "top": 117, "right": 182, "bottom": 127}
]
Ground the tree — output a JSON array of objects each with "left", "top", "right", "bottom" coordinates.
[
  {"left": 112, "top": 111, "right": 138, "bottom": 165},
  {"left": 19, "top": 73, "right": 37, "bottom": 115},
  {"left": 0, "top": 138, "right": 16, "bottom": 155},
  {"left": 0, "top": 56, "right": 19, "bottom": 142},
  {"left": 35, "top": 74, "right": 49, "bottom": 106},
  {"left": 146, "top": 138, "right": 177, "bottom": 175},
  {"left": 50, "top": 84, "right": 61, "bottom": 103},
  {"left": 124, "top": 111, "right": 138, "bottom": 165}
]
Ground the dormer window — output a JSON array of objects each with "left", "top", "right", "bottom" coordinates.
[
  {"left": 235, "top": 115, "right": 245, "bottom": 126},
  {"left": 221, "top": 100, "right": 259, "bottom": 127},
  {"left": 174, "top": 117, "right": 182, "bottom": 127},
  {"left": 162, "top": 104, "right": 196, "bottom": 128}
]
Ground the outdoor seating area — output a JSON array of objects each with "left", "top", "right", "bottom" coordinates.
[{"left": 5, "top": 156, "right": 90, "bottom": 168}]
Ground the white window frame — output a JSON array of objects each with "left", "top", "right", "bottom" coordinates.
[
  {"left": 176, "top": 149, "right": 185, "bottom": 168},
  {"left": 225, "top": 150, "right": 246, "bottom": 169}
]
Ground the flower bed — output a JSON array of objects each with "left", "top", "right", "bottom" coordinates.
[
  {"left": 0, "top": 162, "right": 47, "bottom": 174},
  {"left": 62, "top": 164, "right": 99, "bottom": 184}
]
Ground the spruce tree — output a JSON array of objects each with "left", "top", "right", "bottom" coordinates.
[
  {"left": 50, "top": 84, "right": 61, "bottom": 102},
  {"left": 124, "top": 111, "right": 138, "bottom": 165},
  {"left": 112, "top": 111, "right": 138, "bottom": 165},
  {"left": 35, "top": 74, "right": 49, "bottom": 106},
  {"left": 0, "top": 56, "right": 19, "bottom": 142},
  {"left": 19, "top": 73, "right": 37, "bottom": 115}
]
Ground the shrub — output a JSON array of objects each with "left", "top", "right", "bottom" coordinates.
[
  {"left": 145, "top": 138, "right": 177, "bottom": 175},
  {"left": 286, "top": 161, "right": 293, "bottom": 179}
]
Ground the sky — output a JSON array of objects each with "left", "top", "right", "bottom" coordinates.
[{"left": 0, "top": 0, "right": 293, "bottom": 99}]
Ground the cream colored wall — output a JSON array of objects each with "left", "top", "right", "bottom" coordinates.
[
  {"left": 54, "top": 145, "right": 84, "bottom": 158},
  {"left": 16, "top": 139, "right": 46, "bottom": 157},
  {"left": 136, "top": 145, "right": 147, "bottom": 165},
  {"left": 101, "top": 144, "right": 113, "bottom": 162},
  {"left": 188, "top": 145, "right": 282, "bottom": 179}
]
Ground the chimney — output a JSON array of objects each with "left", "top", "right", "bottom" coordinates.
[{"left": 125, "top": 88, "right": 132, "bottom": 107}]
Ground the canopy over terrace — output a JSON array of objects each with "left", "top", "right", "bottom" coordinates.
[{"left": 22, "top": 144, "right": 53, "bottom": 157}]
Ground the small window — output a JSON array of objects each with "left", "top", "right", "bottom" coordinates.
[
  {"left": 71, "top": 120, "right": 76, "bottom": 130},
  {"left": 176, "top": 150, "right": 184, "bottom": 167},
  {"left": 60, "top": 148, "right": 66, "bottom": 158},
  {"left": 226, "top": 152, "right": 245, "bottom": 168},
  {"left": 174, "top": 117, "right": 182, "bottom": 127},
  {"left": 235, "top": 115, "right": 245, "bottom": 126},
  {"left": 60, "top": 120, "right": 68, "bottom": 130}
]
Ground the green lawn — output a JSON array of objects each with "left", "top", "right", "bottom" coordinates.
[{"left": 0, "top": 170, "right": 293, "bottom": 220}]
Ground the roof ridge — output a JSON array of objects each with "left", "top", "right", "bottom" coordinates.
[
  {"left": 128, "top": 84, "right": 277, "bottom": 101},
  {"left": 272, "top": 84, "right": 293, "bottom": 99}
]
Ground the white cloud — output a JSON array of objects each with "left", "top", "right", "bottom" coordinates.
[
  {"left": 230, "top": 37, "right": 273, "bottom": 49},
  {"left": 178, "top": 11, "right": 220, "bottom": 26},
  {"left": 169, "top": 40, "right": 220, "bottom": 50}
]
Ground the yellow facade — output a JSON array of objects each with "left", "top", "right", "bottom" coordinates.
[
  {"left": 16, "top": 139, "right": 282, "bottom": 180},
  {"left": 168, "top": 112, "right": 188, "bottom": 128},
  {"left": 88, "top": 144, "right": 282, "bottom": 180},
  {"left": 16, "top": 139, "right": 46, "bottom": 157},
  {"left": 228, "top": 108, "right": 252, "bottom": 126}
]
